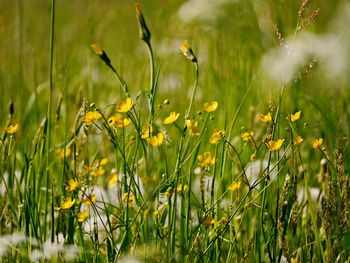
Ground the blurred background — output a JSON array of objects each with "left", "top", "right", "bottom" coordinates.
[{"left": 0, "top": 0, "right": 349, "bottom": 162}]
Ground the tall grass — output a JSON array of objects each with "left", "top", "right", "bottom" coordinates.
[{"left": 0, "top": 0, "right": 349, "bottom": 262}]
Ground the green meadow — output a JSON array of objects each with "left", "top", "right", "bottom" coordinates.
[{"left": 0, "top": 0, "right": 349, "bottom": 262}]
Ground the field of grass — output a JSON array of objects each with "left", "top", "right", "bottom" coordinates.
[{"left": 1, "top": 0, "right": 350, "bottom": 262}]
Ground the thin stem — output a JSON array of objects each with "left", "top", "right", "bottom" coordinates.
[{"left": 185, "top": 62, "right": 199, "bottom": 119}]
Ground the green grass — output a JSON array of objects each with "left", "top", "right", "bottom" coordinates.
[{"left": 0, "top": 0, "right": 350, "bottom": 262}]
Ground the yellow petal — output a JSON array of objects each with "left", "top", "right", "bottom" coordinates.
[{"left": 290, "top": 111, "right": 301, "bottom": 122}]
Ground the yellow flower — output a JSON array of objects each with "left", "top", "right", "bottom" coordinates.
[
  {"left": 164, "top": 187, "right": 173, "bottom": 197},
  {"left": 290, "top": 111, "right": 301, "bottom": 122},
  {"left": 91, "top": 166, "right": 105, "bottom": 177},
  {"left": 198, "top": 152, "right": 215, "bottom": 167},
  {"left": 241, "top": 131, "right": 254, "bottom": 141},
  {"left": 81, "top": 194, "right": 96, "bottom": 206},
  {"left": 177, "top": 184, "right": 188, "bottom": 193},
  {"left": 311, "top": 138, "right": 323, "bottom": 149},
  {"left": 258, "top": 112, "right": 272, "bottom": 123},
  {"left": 82, "top": 111, "right": 102, "bottom": 126},
  {"left": 56, "top": 147, "right": 71, "bottom": 159},
  {"left": 60, "top": 197, "right": 75, "bottom": 209},
  {"left": 108, "top": 172, "right": 119, "bottom": 188},
  {"left": 108, "top": 114, "right": 131, "bottom": 128},
  {"left": 141, "top": 124, "right": 153, "bottom": 139},
  {"left": 66, "top": 179, "right": 78, "bottom": 192},
  {"left": 203, "top": 216, "right": 216, "bottom": 226},
  {"left": 122, "top": 193, "right": 135, "bottom": 208},
  {"left": 163, "top": 112, "right": 180, "bottom": 125},
  {"left": 117, "top": 98, "right": 134, "bottom": 113},
  {"left": 228, "top": 181, "right": 241, "bottom": 191},
  {"left": 267, "top": 139, "right": 284, "bottom": 151},
  {"left": 203, "top": 101, "right": 218, "bottom": 112},
  {"left": 185, "top": 119, "right": 200, "bottom": 136},
  {"left": 90, "top": 43, "right": 103, "bottom": 56},
  {"left": 77, "top": 210, "right": 89, "bottom": 223},
  {"left": 5, "top": 124, "right": 18, "bottom": 135},
  {"left": 210, "top": 129, "right": 225, "bottom": 144},
  {"left": 147, "top": 133, "right": 164, "bottom": 147},
  {"left": 179, "top": 40, "right": 197, "bottom": 62},
  {"left": 294, "top": 136, "right": 303, "bottom": 145}
]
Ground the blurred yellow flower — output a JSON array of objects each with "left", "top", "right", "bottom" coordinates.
[
  {"left": 83, "top": 111, "right": 102, "bottom": 126},
  {"left": 185, "top": 119, "right": 200, "bottom": 136},
  {"left": 228, "top": 181, "right": 241, "bottom": 191},
  {"left": 164, "top": 187, "right": 173, "bottom": 197},
  {"left": 122, "top": 193, "right": 135, "bottom": 208},
  {"left": 5, "top": 124, "right": 18, "bottom": 135},
  {"left": 294, "top": 136, "right": 303, "bottom": 145},
  {"left": 108, "top": 172, "right": 118, "bottom": 188},
  {"left": 179, "top": 40, "right": 197, "bottom": 62},
  {"left": 141, "top": 124, "right": 153, "bottom": 139},
  {"left": 60, "top": 197, "right": 75, "bottom": 209},
  {"left": 81, "top": 194, "right": 96, "bottom": 206},
  {"left": 163, "top": 112, "right": 180, "bottom": 124},
  {"left": 198, "top": 152, "right": 215, "bottom": 167},
  {"left": 66, "top": 179, "right": 78, "bottom": 192},
  {"left": 241, "top": 131, "right": 254, "bottom": 141},
  {"left": 147, "top": 133, "right": 164, "bottom": 147},
  {"left": 258, "top": 112, "right": 272, "bottom": 123},
  {"left": 108, "top": 114, "right": 131, "bottom": 128},
  {"left": 56, "top": 147, "right": 71, "bottom": 159},
  {"left": 77, "top": 210, "right": 89, "bottom": 223},
  {"left": 267, "top": 139, "right": 284, "bottom": 151},
  {"left": 290, "top": 111, "right": 301, "bottom": 122},
  {"left": 177, "top": 184, "right": 188, "bottom": 193},
  {"left": 91, "top": 166, "right": 105, "bottom": 177},
  {"left": 203, "top": 101, "right": 218, "bottom": 112},
  {"left": 210, "top": 129, "right": 225, "bottom": 144},
  {"left": 117, "top": 98, "right": 134, "bottom": 113},
  {"left": 90, "top": 43, "right": 103, "bottom": 56},
  {"left": 311, "top": 138, "right": 323, "bottom": 149},
  {"left": 203, "top": 216, "right": 216, "bottom": 226}
]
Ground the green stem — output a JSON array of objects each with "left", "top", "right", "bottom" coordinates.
[{"left": 185, "top": 62, "right": 198, "bottom": 119}]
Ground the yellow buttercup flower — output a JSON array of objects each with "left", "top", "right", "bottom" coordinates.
[
  {"left": 203, "top": 101, "right": 218, "bottom": 113},
  {"left": 66, "top": 179, "right": 78, "bottom": 192},
  {"left": 117, "top": 98, "right": 134, "bottom": 113},
  {"left": 108, "top": 114, "right": 131, "bottom": 128},
  {"left": 60, "top": 197, "right": 75, "bottom": 209},
  {"left": 163, "top": 112, "right": 180, "bottom": 125},
  {"left": 56, "top": 147, "right": 71, "bottom": 159},
  {"left": 147, "top": 133, "right": 164, "bottom": 147},
  {"left": 198, "top": 152, "right": 215, "bottom": 167},
  {"left": 83, "top": 111, "right": 102, "bottom": 126},
  {"left": 241, "top": 131, "right": 254, "bottom": 141},
  {"left": 267, "top": 139, "right": 284, "bottom": 151},
  {"left": 228, "top": 181, "right": 241, "bottom": 191},
  {"left": 81, "top": 194, "right": 96, "bottom": 206},
  {"left": 77, "top": 210, "right": 89, "bottom": 223},
  {"left": 5, "top": 124, "right": 18, "bottom": 135},
  {"left": 122, "top": 193, "right": 135, "bottom": 208},
  {"left": 294, "top": 136, "right": 303, "bottom": 145},
  {"left": 141, "top": 124, "right": 153, "bottom": 139},
  {"left": 290, "top": 111, "right": 301, "bottom": 122},
  {"left": 311, "top": 138, "right": 323, "bottom": 149},
  {"left": 108, "top": 172, "right": 119, "bottom": 188},
  {"left": 179, "top": 40, "right": 197, "bottom": 62},
  {"left": 210, "top": 129, "right": 225, "bottom": 144},
  {"left": 258, "top": 112, "right": 272, "bottom": 123},
  {"left": 185, "top": 119, "right": 200, "bottom": 136}
]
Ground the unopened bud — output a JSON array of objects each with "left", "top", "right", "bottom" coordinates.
[{"left": 135, "top": 4, "right": 151, "bottom": 44}]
